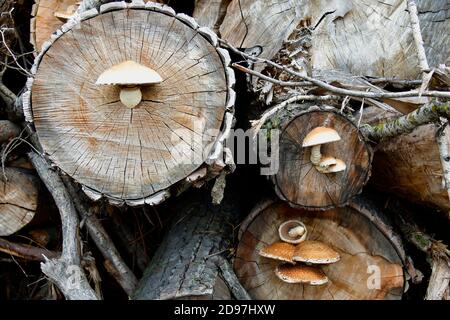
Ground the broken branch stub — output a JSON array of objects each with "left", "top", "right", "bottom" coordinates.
[
  {"left": 26, "top": 3, "right": 235, "bottom": 206},
  {"left": 263, "top": 104, "right": 372, "bottom": 210}
]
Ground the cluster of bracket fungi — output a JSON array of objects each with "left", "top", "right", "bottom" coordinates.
[
  {"left": 303, "top": 127, "right": 346, "bottom": 173},
  {"left": 259, "top": 220, "right": 340, "bottom": 285}
]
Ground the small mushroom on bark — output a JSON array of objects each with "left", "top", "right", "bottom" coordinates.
[
  {"left": 316, "top": 158, "right": 347, "bottom": 174},
  {"left": 275, "top": 264, "right": 328, "bottom": 285},
  {"left": 278, "top": 220, "right": 307, "bottom": 244},
  {"left": 293, "top": 240, "right": 341, "bottom": 264},
  {"left": 302, "top": 127, "right": 341, "bottom": 166},
  {"left": 96, "top": 60, "right": 163, "bottom": 109},
  {"left": 258, "top": 241, "right": 295, "bottom": 263}
]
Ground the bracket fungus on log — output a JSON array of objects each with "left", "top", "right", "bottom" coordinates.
[
  {"left": 234, "top": 198, "right": 406, "bottom": 300},
  {"left": 133, "top": 188, "right": 241, "bottom": 300},
  {"left": 262, "top": 104, "right": 372, "bottom": 210},
  {"left": 24, "top": 2, "right": 236, "bottom": 206}
]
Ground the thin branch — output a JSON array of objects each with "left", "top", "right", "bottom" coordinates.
[
  {"left": 221, "top": 39, "right": 450, "bottom": 99},
  {"left": 250, "top": 94, "right": 339, "bottom": 135},
  {"left": 0, "top": 237, "right": 59, "bottom": 262},
  {"left": 0, "top": 28, "right": 32, "bottom": 77},
  {"left": 361, "top": 100, "right": 449, "bottom": 141},
  {"left": 28, "top": 151, "right": 98, "bottom": 300},
  {"left": 213, "top": 256, "right": 252, "bottom": 300},
  {"left": 62, "top": 177, "right": 138, "bottom": 297},
  {"left": 407, "top": 1, "right": 430, "bottom": 75},
  {"left": 233, "top": 63, "right": 312, "bottom": 87},
  {"left": 367, "top": 77, "right": 422, "bottom": 86}
]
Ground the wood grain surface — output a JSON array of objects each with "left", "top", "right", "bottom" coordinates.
[{"left": 29, "top": 5, "right": 232, "bottom": 203}]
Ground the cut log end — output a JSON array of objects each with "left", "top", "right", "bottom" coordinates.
[
  {"left": 234, "top": 200, "right": 405, "bottom": 300},
  {"left": 271, "top": 106, "right": 372, "bottom": 210},
  {"left": 28, "top": 5, "right": 235, "bottom": 205},
  {"left": 0, "top": 168, "right": 39, "bottom": 236}
]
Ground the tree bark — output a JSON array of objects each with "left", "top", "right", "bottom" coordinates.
[
  {"left": 234, "top": 196, "right": 406, "bottom": 300},
  {"left": 28, "top": 152, "right": 99, "bottom": 300},
  {"left": 133, "top": 186, "right": 247, "bottom": 300},
  {"left": 361, "top": 106, "right": 450, "bottom": 214}
]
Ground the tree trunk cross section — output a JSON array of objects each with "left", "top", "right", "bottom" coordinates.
[{"left": 28, "top": 5, "right": 234, "bottom": 204}]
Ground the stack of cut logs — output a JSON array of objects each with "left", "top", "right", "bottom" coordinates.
[{"left": 0, "top": 0, "right": 449, "bottom": 301}]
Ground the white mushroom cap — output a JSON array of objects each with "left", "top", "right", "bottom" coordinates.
[
  {"left": 96, "top": 60, "right": 163, "bottom": 86},
  {"left": 325, "top": 158, "right": 346, "bottom": 173},
  {"left": 302, "top": 127, "right": 341, "bottom": 147},
  {"left": 278, "top": 220, "right": 307, "bottom": 244}
]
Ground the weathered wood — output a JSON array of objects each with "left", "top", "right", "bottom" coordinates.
[
  {"left": 0, "top": 168, "right": 39, "bottom": 236},
  {"left": 27, "top": 3, "right": 235, "bottom": 205},
  {"left": 63, "top": 177, "right": 138, "bottom": 297},
  {"left": 0, "top": 237, "right": 59, "bottom": 261},
  {"left": 219, "top": 0, "right": 449, "bottom": 83},
  {"left": 193, "top": 0, "right": 231, "bottom": 34},
  {"left": 31, "top": 0, "right": 80, "bottom": 52},
  {"left": 264, "top": 104, "right": 372, "bottom": 210},
  {"left": 133, "top": 187, "right": 243, "bottom": 300},
  {"left": 30, "top": 0, "right": 167, "bottom": 52},
  {"left": 361, "top": 106, "right": 450, "bottom": 214},
  {"left": 234, "top": 198, "right": 405, "bottom": 300},
  {"left": 28, "top": 152, "right": 98, "bottom": 300},
  {"left": 388, "top": 200, "right": 450, "bottom": 300}
]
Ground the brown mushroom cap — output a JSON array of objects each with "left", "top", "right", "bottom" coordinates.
[
  {"left": 293, "top": 240, "right": 341, "bottom": 264},
  {"left": 96, "top": 60, "right": 163, "bottom": 86},
  {"left": 275, "top": 264, "right": 328, "bottom": 285},
  {"left": 278, "top": 220, "right": 307, "bottom": 244},
  {"left": 258, "top": 241, "right": 295, "bottom": 263},
  {"left": 302, "top": 127, "right": 341, "bottom": 147}
]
